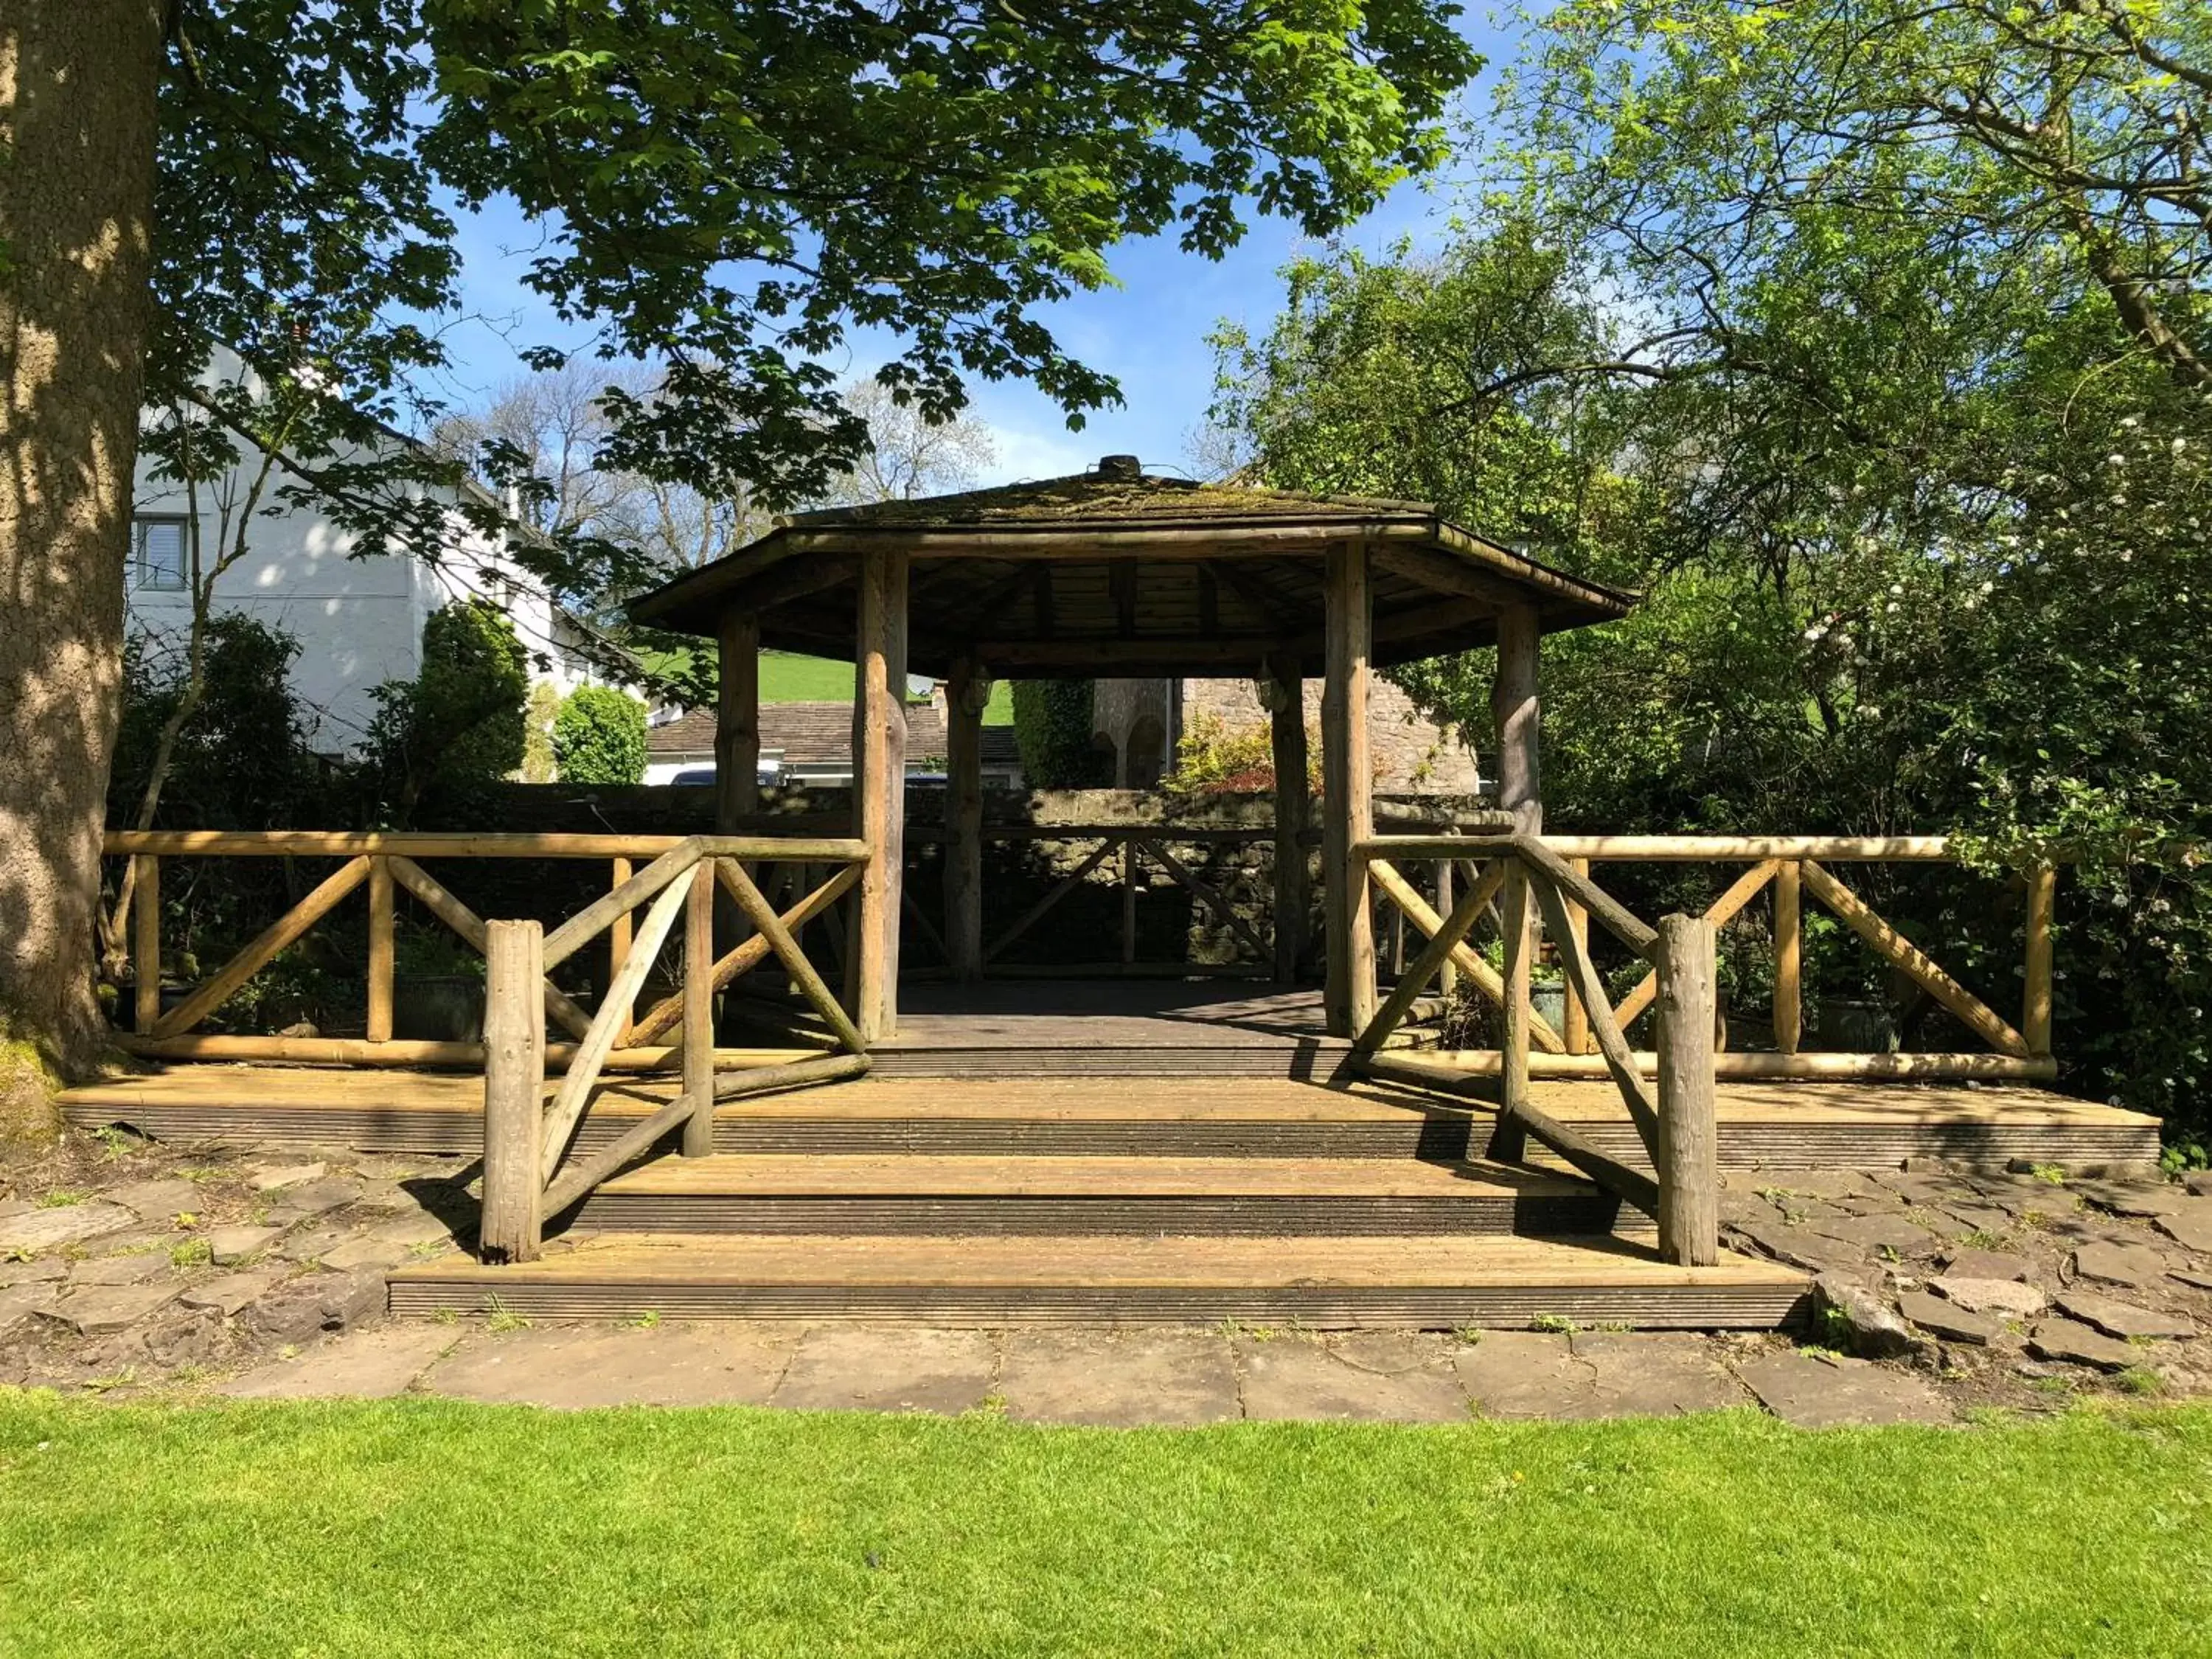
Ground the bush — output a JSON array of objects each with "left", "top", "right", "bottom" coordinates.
[
  {"left": 552, "top": 684, "right": 649, "bottom": 784},
  {"left": 1009, "top": 681, "right": 1111, "bottom": 787},
  {"left": 363, "top": 600, "right": 529, "bottom": 821}
]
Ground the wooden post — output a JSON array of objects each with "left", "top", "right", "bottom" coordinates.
[
  {"left": 1499, "top": 860, "right": 1534, "bottom": 1127},
  {"left": 1773, "top": 859, "right": 1802, "bottom": 1056},
  {"left": 1560, "top": 855, "right": 1590, "bottom": 1056},
  {"left": 1121, "top": 836, "right": 1138, "bottom": 964},
  {"left": 608, "top": 855, "right": 635, "bottom": 1046},
  {"left": 1491, "top": 603, "right": 1542, "bottom": 834},
  {"left": 1653, "top": 913, "right": 1719, "bottom": 1267},
  {"left": 132, "top": 854, "right": 161, "bottom": 1035},
  {"left": 851, "top": 547, "right": 909, "bottom": 1043},
  {"left": 366, "top": 856, "right": 394, "bottom": 1043},
  {"left": 683, "top": 864, "right": 714, "bottom": 1156},
  {"left": 2023, "top": 862, "right": 2055, "bottom": 1057},
  {"left": 945, "top": 655, "right": 987, "bottom": 983},
  {"left": 1322, "top": 542, "right": 1374, "bottom": 1037},
  {"left": 480, "top": 918, "right": 545, "bottom": 1263},
  {"left": 715, "top": 613, "right": 761, "bottom": 830},
  {"left": 1434, "top": 858, "right": 1456, "bottom": 996},
  {"left": 1264, "top": 654, "right": 1310, "bottom": 984}
]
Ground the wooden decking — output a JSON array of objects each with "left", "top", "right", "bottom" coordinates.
[{"left": 387, "top": 1231, "right": 1808, "bottom": 1328}]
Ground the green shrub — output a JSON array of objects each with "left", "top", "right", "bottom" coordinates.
[
  {"left": 521, "top": 681, "right": 560, "bottom": 782},
  {"left": 552, "top": 684, "right": 649, "bottom": 784},
  {"left": 363, "top": 601, "right": 529, "bottom": 821},
  {"left": 1009, "top": 681, "right": 1111, "bottom": 787}
]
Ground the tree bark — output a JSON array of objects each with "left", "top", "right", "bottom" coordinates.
[{"left": 0, "top": 2, "right": 167, "bottom": 1080}]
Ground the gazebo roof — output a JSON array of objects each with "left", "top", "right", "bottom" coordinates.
[{"left": 628, "top": 461, "right": 1634, "bottom": 678}]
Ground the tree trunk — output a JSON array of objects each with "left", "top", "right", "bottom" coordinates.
[{"left": 0, "top": 3, "right": 167, "bottom": 1080}]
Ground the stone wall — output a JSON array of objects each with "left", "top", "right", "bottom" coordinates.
[{"left": 1180, "top": 676, "right": 1481, "bottom": 793}]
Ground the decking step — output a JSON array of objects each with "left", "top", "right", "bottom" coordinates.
[
  {"left": 388, "top": 1231, "right": 1809, "bottom": 1328},
  {"left": 563, "top": 1152, "right": 1618, "bottom": 1237}
]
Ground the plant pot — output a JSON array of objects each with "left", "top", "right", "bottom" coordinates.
[
  {"left": 393, "top": 974, "right": 485, "bottom": 1043},
  {"left": 1531, "top": 984, "right": 1567, "bottom": 1034},
  {"left": 1814, "top": 997, "right": 1897, "bottom": 1053}
]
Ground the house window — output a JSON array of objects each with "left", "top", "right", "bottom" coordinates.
[{"left": 133, "top": 517, "right": 187, "bottom": 591}]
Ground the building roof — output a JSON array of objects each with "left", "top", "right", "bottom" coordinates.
[
  {"left": 627, "top": 460, "right": 1634, "bottom": 679},
  {"left": 649, "top": 701, "right": 1020, "bottom": 771}
]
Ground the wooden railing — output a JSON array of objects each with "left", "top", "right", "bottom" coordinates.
[
  {"left": 1352, "top": 833, "right": 1720, "bottom": 1265},
  {"left": 102, "top": 830, "right": 874, "bottom": 1262}
]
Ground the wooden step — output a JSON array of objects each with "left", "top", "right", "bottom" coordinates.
[
  {"left": 388, "top": 1231, "right": 1809, "bottom": 1328},
  {"left": 564, "top": 1152, "right": 1619, "bottom": 1237}
]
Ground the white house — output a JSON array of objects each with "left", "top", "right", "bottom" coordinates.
[{"left": 126, "top": 349, "right": 606, "bottom": 756}]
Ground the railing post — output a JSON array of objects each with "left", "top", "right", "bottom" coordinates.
[
  {"left": 2023, "top": 863, "right": 2055, "bottom": 1057},
  {"left": 608, "top": 856, "right": 635, "bottom": 1046},
  {"left": 132, "top": 854, "right": 161, "bottom": 1035},
  {"left": 481, "top": 918, "right": 545, "bottom": 1264},
  {"left": 1773, "top": 859, "right": 1801, "bottom": 1056},
  {"left": 366, "top": 856, "right": 394, "bottom": 1044},
  {"left": 1653, "top": 913, "right": 1719, "bottom": 1267},
  {"left": 1433, "top": 858, "right": 1456, "bottom": 997},
  {"left": 1497, "top": 857, "right": 1533, "bottom": 1157},
  {"left": 684, "top": 863, "right": 716, "bottom": 1155},
  {"left": 1121, "top": 835, "right": 1138, "bottom": 966},
  {"left": 1561, "top": 855, "right": 1590, "bottom": 1055}
]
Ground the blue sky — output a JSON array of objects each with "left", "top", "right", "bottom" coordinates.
[{"left": 425, "top": 12, "right": 1514, "bottom": 490}]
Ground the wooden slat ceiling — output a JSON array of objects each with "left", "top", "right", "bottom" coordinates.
[{"left": 629, "top": 468, "right": 1634, "bottom": 678}]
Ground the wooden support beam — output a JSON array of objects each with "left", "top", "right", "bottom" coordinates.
[
  {"left": 1364, "top": 857, "right": 1565, "bottom": 1051},
  {"left": 945, "top": 656, "right": 987, "bottom": 983},
  {"left": 1800, "top": 859, "right": 2031, "bottom": 1057},
  {"left": 1110, "top": 559, "right": 1138, "bottom": 637},
  {"left": 1491, "top": 602, "right": 1542, "bottom": 833},
  {"left": 1264, "top": 655, "right": 1309, "bottom": 984},
  {"left": 683, "top": 856, "right": 716, "bottom": 1156},
  {"left": 627, "top": 862, "right": 861, "bottom": 1047},
  {"left": 1512, "top": 835, "right": 1657, "bottom": 959},
  {"left": 1322, "top": 540, "right": 1374, "bottom": 1037},
  {"left": 2023, "top": 863, "right": 2055, "bottom": 1057},
  {"left": 132, "top": 854, "right": 161, "bottom": 1036},
  {"left": 1139, "top": 838, "right": 1272, "bottom": 963},
  {"left": 1773, "top": 860, "right": 1802, "bottom": 1055},
  {"left": 1196, "top": 563, "right": 1220, "bottom": 635},
  {"left": 541, "top": 839, "right": 703, "bottom": 971},
  {"left": 851, "top": 546, "right": 909, "bottom": 1043},
  {"left": 1352, "top": 867, "right": 1491, "bottom": 1059},
  {"left": 385, "top": 855, "right": 594, "bottom": 1043},
  {"left": 1499, "top": 862, "right": 1534, "bottom": 1126},
  {"left": 152, "top": 855, "right": 372, "bottom": 1038},
  {"left": 480, "top": 918, "right": 545, "bottom": 1263},
  {"left": 1121, "top": 838, "right": 1139, "bottom": 964},
  {"left": 718, "top": 858, "right": 869, "bottom": 1055},
  {"left": 1610, "top": 860, "right": 1778, "bottom": 1029},
  {"left": 1560, "top": 857, "right": 1590, "bottom": 1056},
  {"left": 1031, "top": 563, "right": 1055, "bottom": 638},
  {"left": 1653, "top": 914, "right": 1720, "bottom": 1266},
  {"left": 609, "top": 857, "right": 635, "bottom": 1046},
  {"left": 366, "top": 857, "right": 394, "bottom": 1044},
  {"left": 1434, "top": 859, "right": 1458, "bottom": 997},
  {"left": 1529, "top": 872, "right": 1661, "bottom": 1161},
  {"left": 984, "top": 838, "right": 1119, "bottom": 964}
]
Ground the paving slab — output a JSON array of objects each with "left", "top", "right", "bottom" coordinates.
[
  {"left": 1812, "top": 1273, "right": 1925, "bottom": 1360},
  {"left": 1569, "top": 1332, "right": 1748, "bottom": 1415},
  {"left": 206, "top": 1225, "right": 283, "bottom": 1266},
  {"left": 179, "top": 1267, "right": 292, "bottom": 1318},
  {"left": 1234, "top": 1333, "right": 1464, "bottom": 1424},
  {"left": 2027, "top": 1318, "right": 2141, "bottom": 1372},
  {"left": 264, "top": 1177, "right": 364, "bottom": 1220},
  {"left": 1455, "top": 1331, "right": 1597, "bottom": 1419},
  {"left": 2153, "top": 1204, "right": 2212, "bottom": 1253},
  {"left": 1897, "top": 1289, "right": 2000, "bottom": 1346},
  {"left": 1736, "top": 1352, "right": 1951, "bottom": 1427},
  {"left": 996, "top": 1327, "right": 1240, "bottom": 1426},
  {"left": 105, "top": 1178, "right": 205, "bottom": 1220},
  {"left": 1941, "top": 1247, "right": 2036, "bottom": 1283},
  {"left": 372, "top": 1211, "right": 459, "bottom": 1248},
  {"left": 67, "top": 1252, "right": 171, "bottom": 1287},
  {"left": 248, "top": 1162, "right": 328, "bottom": 1192},
  {"left": 2170, "top": 1268, "right": 2212, "bottom": 1293},
  {"left": 2051, "top": 1292, "right": 2197, "bottom": 1342},
  {"left": 770, "top": 1324, "right": 996, "bottom": 1414},
  {"left": 423, "top": 1322, "right": 799, "bottom": 1408},
  {"left": 0, "top": 1256, "right": 66, "bottom": 1287},
  {"left": 1804, "top": 1213, "right": 1943, "bottom": 1257},
  {"left": 0, "top": 1284, "right": 60, "bottom": 1338},
  {"left": 2072, "top": 1242, "right": 2170, "bottom": 1289},
  {"left": 46, "top": 1281, "right": 182, "bottom": 1335},
  {"left": 317, "top": 1234, "right": 415, "bottom": 1273},
  {"left": 1932, "top": 1276, "right": 2048, "bottom": 1318},
  {"left": 0, "top": 1203, "right": 138, "bottom": 1253},
  {"left": 1728, "top": 1220, "right": 1875, "bottom": 1277},
  {"left": 2077, "top": 1181, "right": 2193, "bottom": 1219},
  {"left": 224, "top": 1324, "right": 461, "bottom": 1399}
]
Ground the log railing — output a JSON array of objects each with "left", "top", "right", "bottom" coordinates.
[
  {"left": 1353, "top": 833, "right": 1719, "bottom": 1265},
  {"left": 101, "top": 830, "right": 874, "bottom": 1263}
]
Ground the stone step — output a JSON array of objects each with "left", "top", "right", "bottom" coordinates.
[
  {"left": 388, "top": 1231, "right": 1810, "bottom": 1328},
  {"left": 562, "top": 1152, "right": 1620, "bottom": 1237}
]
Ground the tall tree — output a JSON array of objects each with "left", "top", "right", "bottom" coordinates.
[{"left": 0, "top": 0, "right": 1481, "bottom": 1084}]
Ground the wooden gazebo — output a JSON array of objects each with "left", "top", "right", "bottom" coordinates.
[{"left": 629, "top": 456, "right": 1634, "bottom": 1043}]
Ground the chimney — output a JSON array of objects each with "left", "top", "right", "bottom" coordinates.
[{"left": 1096, "top": 454, "right": 1142, "bottom": 481}]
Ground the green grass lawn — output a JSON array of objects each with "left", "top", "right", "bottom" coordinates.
[
  {"left": 1, "top": 1397, "right": 2205, "bottom": 1657},
  {"left": 759, "top": 650, "right": 1015, "bottom": 722}
]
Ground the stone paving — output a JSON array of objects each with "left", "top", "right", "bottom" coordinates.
[{"left": 4, "top": 1126, "right": 2209, "bottom": 1425}]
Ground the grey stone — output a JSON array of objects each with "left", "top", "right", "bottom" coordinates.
[
  {"left": 1931, "top": 1276, "right": 2048, "bottom": 1318},
  {"left": 2169, "top": 1268, "right": 2212, "bottom": 1292},
  {"left": 2152, "top": 1203, "right": 2212, "bottom": 1254},
  {"left": 206, "top": 1225, "right": 282, "bottom": 1266},
  {"left": 2078, "top": 1180, "right": 2194, "bottom": 1219},
  {"left": 2183, "top": 1172, "right": 2212, "bottom": 1198},
  {"left": 771, "top": 1324, "right": 995, "bottom": 1414},
  {"left": 1804, "top": 1212, "right": 1944, "bottom": 1257},
  {"left": 1935, "top": 1204, "right": 2017, "bottom": 1238},
  {"left": 1232, "top": 1332, "right": 1462, "bottom": 1425},
  {"left": 226, "top": 1324, "right": 462, "bottom": 1400},
  {"left": 1812, "top": 1273, "right": 1927, "bottom": 1361},
  {"left": 105, "top": 1178, "right": 205, "bottom": 1220},
  {"left": 0, "top": 1203, "right": 138, "bottom": 1253},
  {"left": 2072, "top": 1242, "right": 2169, "bottom": 1289},
  {"left": 425, "top": 1323, "right": 797, "bottom": 1408},
  {"left": 67, "top": 1252, "right": 170, "bottom": 1287},
  {"left": 178, "top": 1267, "right": 291, "bottom": 1318},
  {"left": 2051, "top": 1291, "right": 2197, "bottom": 1341},
  {"left": 246, "top": 1269, "right": 383, "bottom": 1343},
  {"left": 278, "top": 1225, "right": 355, "bottom": 1263},
  {"left": 1736, "top": 1351, "right": 1952, "bottom": 1427},
  {"left": 265, "top": 1177, "right": 364, "bottom": 1219},
  {"left": 998, "top": 1327, "right": 1242, "bottom": 1426},
  {"left": 0, "top": 1284, "right": 60, "bottom": 1337},
  {"left": 2026, "top": 1318, "right": 2141, "bottom": 1372},
  {"left": 371, "top": 1211, "right": 456, "bottom": 1248},
  {"left": 1728, "top": 1220, "right": 1874, "bottom": 1277},
  {"left": 0, "top": 1255, "right": 67, "bottom": 1287},
  {"left": 248, "top": 1162, "right": 327, "bottom": 1191},
  {"left": 1568, "top": 1332, "right": 1747, "bottom": 1415},
  {"left": 317, "top": 1234, "right": 414, "bottom": 1273},
  {"left": 1897, "top": 1288, "right": 2000, "bottom": 1346},
  {"left": 1454, "top": 1332, "right": 1597, "bottom": 1419},
  {"left": 1756, "top": 1169, "right": 1876, "bottom": 1202},
  {"left": 1941, "top": 1247, "right": 2036, "bottom": 1283},
  {"left": 48, "top": 1281, "right": 181, "bottom": 1335}
]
